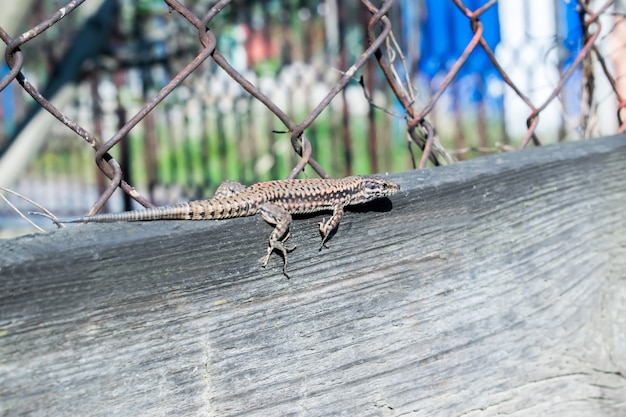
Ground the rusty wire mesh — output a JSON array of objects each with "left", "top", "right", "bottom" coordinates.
[{"left": 0, "top": 0, "right": 624, "bottom": 228}]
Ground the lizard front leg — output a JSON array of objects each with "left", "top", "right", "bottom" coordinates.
[
  {"left": 319, "top": 204, "right": 344, "bottom": 249},
  {"left": 258, "top": 203, "right": 296, "bottom": 277}
]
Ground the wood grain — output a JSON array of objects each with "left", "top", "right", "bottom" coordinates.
[{"left": 1, "top": 135, "right": 625, "bottom": 416}]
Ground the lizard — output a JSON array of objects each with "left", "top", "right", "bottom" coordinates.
[{"left": 35, "top": 176, "right": 400, "bottom": 277}]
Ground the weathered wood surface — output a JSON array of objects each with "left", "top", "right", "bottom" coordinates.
[{"left": 1, "top": 135, "right": 625, "bottom": 416}]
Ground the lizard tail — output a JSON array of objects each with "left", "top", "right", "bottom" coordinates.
[{"left": 31, "top": 203, "right": 193, "bottom": 224}]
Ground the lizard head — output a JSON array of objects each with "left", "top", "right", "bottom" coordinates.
[{"left": 358, "top": 176, "right": 400, "bottom": 202}]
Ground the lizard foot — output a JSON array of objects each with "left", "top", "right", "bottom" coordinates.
[
  {"left": 318, "top": 218, "right": 331, "bottom": 250},
  {"left": 319, "top": 237, "right": 331, "bottom": 251},
  {"left": 262, "top": 239, "right": 296, "bottom": 278}
]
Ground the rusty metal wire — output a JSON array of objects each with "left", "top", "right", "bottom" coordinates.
[{"left": 0, "top": 0, "right": 623, "bottom": 217}]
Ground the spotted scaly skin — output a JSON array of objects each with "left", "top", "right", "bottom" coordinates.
[{"left": 46, "top": 176, "right": 400, "bottom": 277}]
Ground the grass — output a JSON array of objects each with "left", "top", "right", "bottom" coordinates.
[{"left": 25, "top": 105, "right": 511, "bottom": 202}]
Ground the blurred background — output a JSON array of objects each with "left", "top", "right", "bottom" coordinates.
[{"left": 0, "top": 0, "right": 624, "bottom": 236}]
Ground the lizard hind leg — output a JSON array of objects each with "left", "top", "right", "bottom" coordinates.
[
  {"left": 213, "top": 180, "right": 246, "bottom": 199},
  {"left": 262, "top": 233, "right": 296, "bottom": 278},
  {"left": 259, "top": 203, "right": 296, "bottom": 277}
]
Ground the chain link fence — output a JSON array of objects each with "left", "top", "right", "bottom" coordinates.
[{"left": 0, "top": 0, "right": 624, "bottom": 235}]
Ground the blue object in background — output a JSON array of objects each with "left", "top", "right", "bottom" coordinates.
[
  {"left": 557, "top": 0, "right": 583, "bottom": 120},
  {"left": 559, "top": 0, "right": 583, "bottom": 68},
  {"left": 412, "top": 0, "right": 584, "bottom": 119},
  {"left": 418, "top": 0, "right": 454, "bottom": 81},
  {"left": 419, "top": 0, "right": 502, "bottom": 112},
  {"left": 0, "top": 64, "right": 16, "bottom": 135}
]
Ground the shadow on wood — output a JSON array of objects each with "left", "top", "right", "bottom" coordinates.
[{"left": 1, "top": 135, "right": 625, "bottom": 416}]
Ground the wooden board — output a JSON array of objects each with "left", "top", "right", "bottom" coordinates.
[{"left": 1, "top": 135, "right": 625, "bottom": 416}]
